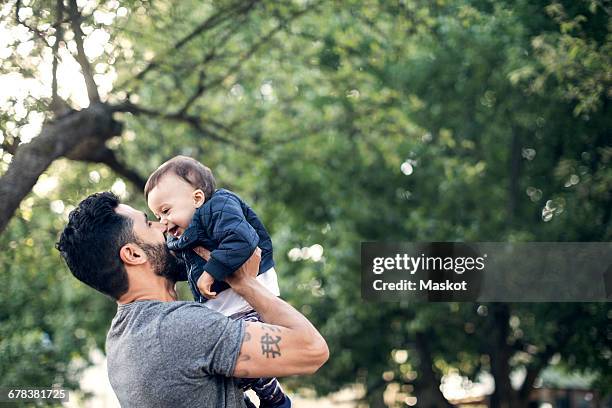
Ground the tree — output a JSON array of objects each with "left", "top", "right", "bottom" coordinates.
[
  {"left": 1, "top": 0, "right": 610, "bottom": 406},
  {"left": 0, "top": 0, "right": 319, "bottom": 233}
]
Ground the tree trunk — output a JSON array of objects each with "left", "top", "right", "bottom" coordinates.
[
  {"left": 0, "top": 103, "right": 122, "bottom": 233},
  {"left": 489, "top": 303, "right": 516, "bottom": 408},
  {"left": 414, "top": 332, "right": 455, "bottom": 408},
  {"left": 508, "top": 127, "right": 522, "bottom": 224},
  {"left": 366, "top": 386, "right": 387, "bottom": 408}
]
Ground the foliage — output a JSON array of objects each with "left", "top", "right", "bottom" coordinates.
[{"left": 0, "top": 0, "right": 610, "bottom": 406}]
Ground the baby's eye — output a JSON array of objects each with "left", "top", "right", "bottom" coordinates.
[{"left": 162, "top": 208, "right": 169, "bottom": 214}]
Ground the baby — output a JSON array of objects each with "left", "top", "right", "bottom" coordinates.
[{"left": 145, "top": 155, "right": 290, "bottom": 408}]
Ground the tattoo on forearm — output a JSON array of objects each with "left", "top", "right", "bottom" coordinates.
[
  {"left": 243, "top": 332, "right": 251, "bottom": 342},
  {"left": 261, "top": 331, "right": 282, "bottom": 358}
]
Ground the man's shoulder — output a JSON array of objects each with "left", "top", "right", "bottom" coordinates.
[
  {"left": 108, "top": 301, "right": 212, "bottom": 331},
  {"left": 151, "top": 300, "right": 218, "bottom": 322},
  {"left": 107, "top": 301, "right": 227, "bottom": 350}
]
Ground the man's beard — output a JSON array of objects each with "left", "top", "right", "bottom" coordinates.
[{"left": 138, "top": 241, "right": 185, "bottom": 282}]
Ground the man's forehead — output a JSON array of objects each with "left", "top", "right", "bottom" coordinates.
[{"left": 116, "top": 203, "right": 142, "bottom": 221}]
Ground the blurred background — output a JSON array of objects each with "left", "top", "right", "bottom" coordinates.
[{"left": 0, "top": 0, "right": 610, "bottom": 407}]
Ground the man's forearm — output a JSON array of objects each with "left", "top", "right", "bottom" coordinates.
[{"left": 234, "top": 278, "right": 322, "bottom": 339}]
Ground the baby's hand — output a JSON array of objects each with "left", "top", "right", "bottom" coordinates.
[{"left": 197, "top": 272, "right": 217, "bottom": 299}]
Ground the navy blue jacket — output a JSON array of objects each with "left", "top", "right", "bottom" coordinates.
[{"left": 167, "top": 189, "right": 274, "bottom": 303}]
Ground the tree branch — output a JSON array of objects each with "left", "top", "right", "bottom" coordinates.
[
  {"left": 67, "top": 0, "right": 100, "bottom": 104},
  {"left": 171, "top": 11, "right": 248, "bottom": 114},
  {"left": 50, "top": 0, "right": 66, "bottom": 115},
  {"left": 83, "top": 148, "right": 146, "bottom": 190},
  {"left": 15, "top": 0, "right": 52, "bottom": 48},
  {"left": 116, "top": 2, "right": 317, "bottom": 122},
  {"left": 114, "top": 102, "right": 253, "bottom": 152},
  {"left": 201, "top": 4, "right": 317, "bottom": 93},
  {"left": 1, "top": 137, "right": 21, "bottom": 156},
  {"left": 117, "top": 0, "right": 260, "bottom": 92},
  {"left": 178, "top": 68, "right": 208, "bottom": 116},
  {"left": 15, "top": 0, "right": 71, "bottom": 115}
]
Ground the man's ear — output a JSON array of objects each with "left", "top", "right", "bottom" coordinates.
[
  {"left": 193, "top": 189, "right": 206, "bottom": 208},
  {"left": 119, "top": 243, "right": 147, "bottom": 266}
]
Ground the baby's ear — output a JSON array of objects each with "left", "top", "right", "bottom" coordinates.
[{"left": 193, "top": 189, "right": 206, "bottom": 208}]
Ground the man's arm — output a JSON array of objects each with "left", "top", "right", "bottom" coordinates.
[
  {"left": 233, "top": 295, "right": 329, "bottom": 378},
  {"left": 226, "top": 250, "right": 329, "bottom": 378}
]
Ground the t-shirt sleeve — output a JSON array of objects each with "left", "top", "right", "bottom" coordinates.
[{"left": 159, "top": 303, "right": 245, "bottom": 377}]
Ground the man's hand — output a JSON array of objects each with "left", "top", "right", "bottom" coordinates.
[
  {"left": 193, "top": 246, "right": 211, "bottom": 261},
  {"left": 225, "top": 248, "right": 261, "bottom": 289},
  {"left": 196, "top": 272, "right": 217, "bottom": 299},
  {"left": 192, "top": 246, "right": 261, "bottom": 295}
]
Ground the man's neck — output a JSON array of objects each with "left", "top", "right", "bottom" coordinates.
[{"left": 117, "top": 267, "right": 178, "bottom": 304}]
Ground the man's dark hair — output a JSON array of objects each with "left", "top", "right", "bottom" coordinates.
[
  {"left": 144, "top": 155, "right": 216, "bottom": 201},
  {"left": 56, "top": 192, "right": 134, "bottom": 299}
]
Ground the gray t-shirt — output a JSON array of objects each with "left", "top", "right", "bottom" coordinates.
[{"left": 106, "top": 300, "right": 246, "bottom": 407}]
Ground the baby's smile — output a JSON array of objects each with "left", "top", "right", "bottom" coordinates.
[{"left": 167, "top": 225, "right": 183, "bottom": 238}]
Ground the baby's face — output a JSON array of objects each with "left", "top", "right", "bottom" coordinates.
[{"left": 147, "top": 174, "right": 203, "bottom": 238}]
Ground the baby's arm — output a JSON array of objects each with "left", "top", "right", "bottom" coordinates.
[
  {"left": 166, "top": 223, "right": 226, "bottom": 300},
  {"left": 175, "top": 248, "right": 220, "bottom": 301},
  {"left": 203, "top": 194, "right": 259, "bottom": 282},
  {"left": 179, "top": 245, "right": 208, "bottom": 281}
]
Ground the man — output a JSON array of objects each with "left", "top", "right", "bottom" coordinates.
[{"left": 56, "top": 192, "right": 329, "bottom": 407}]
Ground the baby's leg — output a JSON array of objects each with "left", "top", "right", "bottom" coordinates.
[
  {"left": 232, "top": 310, "right": 291, "bottom": 408},
  {"left": 248, "top": 377, "right": 289, "bottom": 407}
]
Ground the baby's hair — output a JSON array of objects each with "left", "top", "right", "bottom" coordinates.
[{"left": 144, "top": 155, "right": 216, "bottom": 201}]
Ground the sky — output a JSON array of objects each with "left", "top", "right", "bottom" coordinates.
[{"left": 0, "top": 0, "right": 121, "bottom": 143}]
